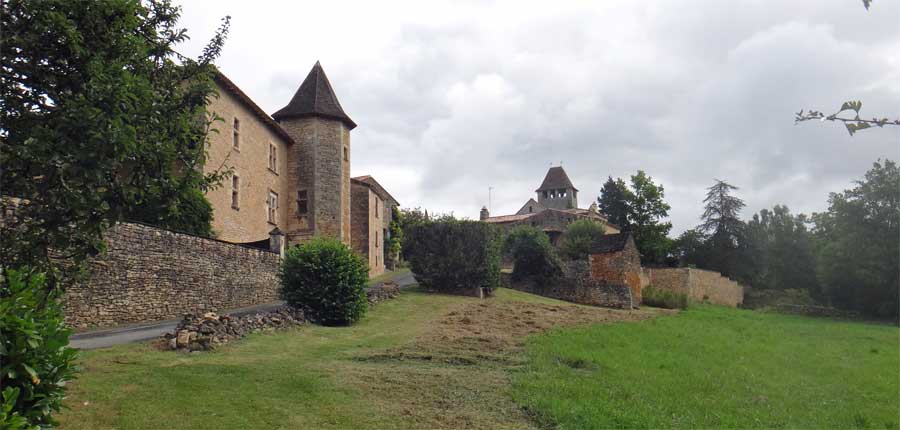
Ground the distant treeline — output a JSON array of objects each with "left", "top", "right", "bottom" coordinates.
[{"left": 599, "top": 160, "right": 898, "bottom": 319}]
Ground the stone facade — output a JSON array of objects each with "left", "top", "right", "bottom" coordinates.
[
  {"left": 588, "top": 239, "right": 643, "bottom": 305},
  {"left": 350, "top": 176, "right": 399, "bottom": 276},
  {"left": 278, "top": 117, "right": 351, "bottom": 245},
  {"left": 647, "top": 267, "right": 744, "bottom": 307},
  {"left": 205, "top": 77, "right": 292, "bottom": 243},
  {"left": 64, "top": 222, "right": 282, "bottom": 329},
  {"left": 203, "top": 64, "right": 398, "bottom": 275}
]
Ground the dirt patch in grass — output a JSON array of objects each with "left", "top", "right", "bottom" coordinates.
[{"left": 337, "top": 299, "right": 672, "bottom": 429}]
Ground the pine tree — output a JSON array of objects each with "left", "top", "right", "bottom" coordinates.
[{"left": 698, "top": 180, "right": 746, "bottom": 279}]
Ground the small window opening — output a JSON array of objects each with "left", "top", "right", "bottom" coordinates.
[
  {"left": 231, "top": 175, "right": 240, "bottom": 209},
  {"left": 232, "top": 117, "right": 240, "bottom": 149},
  {"left": 267, "top": 191, "right": 278, "bottom": 224},
  {"left": 297, "top": 190, "right": 309, "bottom": 215}
]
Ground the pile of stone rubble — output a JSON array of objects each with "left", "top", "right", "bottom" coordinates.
[
  {"left": 160, "top": 306, "right": 306, "bottom": 352},
  {"left": 365, "top": 281, "right": 401, "bottom": 304}
]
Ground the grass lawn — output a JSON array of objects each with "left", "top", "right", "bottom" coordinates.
[
  {"left": 512, "top": 305, "right": 900, "bottom": 429},
  {"left": 58, "top": 289, "right": 899, "bottom": 429}
]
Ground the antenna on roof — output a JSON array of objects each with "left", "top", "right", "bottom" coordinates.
[{"left": 488, "top": 186, "right": 493, "bottom": 212}]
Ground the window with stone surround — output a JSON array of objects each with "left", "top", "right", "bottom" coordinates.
[
  {"left": 231, "top": 175, "right": 240, "bottom": 209},
  {"left": 268, "top": 142, "right": 277, "bottom": 173},
  {"left": 376, "top": 230, "right": 379, "bottom": 248},
  {"left": 297, "top": 190, "right": 308, "bottom": 216},
  {"left": 343, "top": 146, "right": 348, "bottom": 161},
  {"left": 375, "top": 197, "right": 380, "bottom": 218},
  {"left": 232, "top": 117, "right": 240, "bottom": 149},
  {"left": 267, "top": 190, "right": 278, "bottom": 224}
]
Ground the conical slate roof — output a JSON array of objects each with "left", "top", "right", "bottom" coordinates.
[
  {"left": 272, "top": 61, "right": 356, "bottom": 130},
  {"left": 536, "top": 166, "right": 578, "bottom": 192}
]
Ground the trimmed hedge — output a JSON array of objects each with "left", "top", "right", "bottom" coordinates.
[
  {"left": 0, "top": 269, "right": 78, "bottom": 430},
  {"left": 279, "top": 237, "right": 369, "bottom": 326},
  {"left": 503, "top": 225, "right": 562, "bottom": 282},
  {"left": 642, "top": 286, "right": 689, "bottom": 309},
  {"left": 405, "top": 219, "right": 501, "bottom": 295}
]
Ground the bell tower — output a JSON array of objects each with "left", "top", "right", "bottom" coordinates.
[
  {"left": 536, "top": 166, "right": 578, "bottom": 210},
  {"left": 273, "top": 61, "right": 356, "bottom": 245}
]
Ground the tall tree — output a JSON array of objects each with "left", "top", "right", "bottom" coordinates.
[
  {"left": 746, "top": 206, "right": 818, "bottom": 292},
  {"left": 812, "top": 159, "right": 899, "bottom": 318},
  {"left": 628, "top": 171, "right": 673, "bottom": 265},
  {"left": 698, "top": 180, "right": 747, "bottom": 280},
  {"left": 597, "top": 176, "right": 632, "bottom": 229},
  {"left": 1, "top": 0, "right": 231, "bottom": 282}
]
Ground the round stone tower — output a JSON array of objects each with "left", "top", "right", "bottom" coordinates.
[{"left": 273, "top": 61, "right": 356, "bottom": 246}]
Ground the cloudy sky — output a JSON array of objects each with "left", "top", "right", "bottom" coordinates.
[{"left": 177, "top": 0, "right": 899, "bottom": 234}]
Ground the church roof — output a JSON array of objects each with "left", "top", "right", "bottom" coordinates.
[
  {"left": 272, "top": 61, "right": 357, "bottom": 130},
  {"left": 516, "top": 198, "right": 544, "bottom": 215},
  {"left": 536, "top": 166, "right": 578, "bottom": 192}
]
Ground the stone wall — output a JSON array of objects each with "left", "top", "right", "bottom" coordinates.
[
  {"left": 506, "top": 260, "right": 633, "bottom": 309},
  {"left": 64, "top": 222, "right": 282, "bottom": 329},
  {"left": 589, "top": 246, "right": 642, "bottom": 305},
  {"left": 647, "top": 268, "right": 743, "bottom": 307}
]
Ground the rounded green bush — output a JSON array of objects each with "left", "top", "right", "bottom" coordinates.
[{"left": 279, "top": 237, "right": 369, "bottom": 326}]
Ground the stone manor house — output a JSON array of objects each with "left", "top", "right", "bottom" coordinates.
[{"left": 205, "top": 62, "right": 398, "bottom": 275}]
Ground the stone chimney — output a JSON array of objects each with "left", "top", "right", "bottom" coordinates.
[{"left": 479, "top": 206, "right": 490, "bottom": 221}]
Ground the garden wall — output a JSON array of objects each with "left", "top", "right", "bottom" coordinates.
[
  {"left": 647, "top": 268, "right": 743, "bottom": 307},
  {"left": 64, "top": 222, "right": 282, "bottom": 329},
  {"left": 505, "top": 260, "right": 633, "bottom": 309}
]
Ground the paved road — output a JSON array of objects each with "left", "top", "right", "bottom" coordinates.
[{"left": 70, "top": 270, "right": 418, "bottom": 350}]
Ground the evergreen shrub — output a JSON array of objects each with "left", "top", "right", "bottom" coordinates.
[
  {"left": 503, "top": 226, "right": 562, "bottom": 282},
  {"left": 405, "top": 220, "right": 501, "bottom": 294},
  {"left": 279, "top": 237, "right": 369, "bottom": 326}
]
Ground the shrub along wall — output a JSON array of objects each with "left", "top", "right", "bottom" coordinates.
[
  {"left": 647, "top": 268, "right": 743, "bottom": 307},
  {"left": 405, "top": 220, "right": 501, "bottom": 297},
  {"left": 64, "top": 222, "right": 281, "bottom": 329}
]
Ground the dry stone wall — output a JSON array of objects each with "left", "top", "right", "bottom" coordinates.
[
  {"left": 506, "top": 260, "right": 633, "bottom": 309},
  {"left": 648, "top": 268, "right": 743, "bottom": 307},
  {"left": 64, "top": 222, "right": 282, "bottom": 329}
]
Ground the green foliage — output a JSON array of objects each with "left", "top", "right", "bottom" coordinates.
[
  {"left": 503, "top": 226, "right": 562, "bottom": 282},
  {"left": 385, "top": 206, "right": 403, "bottom": 270},
  {"left": 0, "top": 0, "right": 230, "bottom": 281},
  {"left": 597, "top": 177, "right": 632, "bottom": 229},
  {"left": 597, "top": 171, "right": 673, "bottom": 265},
  {"left": 812, "top": 159, "right": 899, "bottom": 318},
  {"left": 641, "top": 286, "right": 689, "bottom": 309},
  {"left": 0, "top": 269, "right": 78, "bottom": 429},
  {"left": 745, "top": 205, "right": 818, "bottom": 292},
  {"left": 628, "top": 171, "right": 673, "bottom": 265},
  {"left": 279, "top": 237, "right": 369, "bottom": 326},
  {"left": 559, "top": 219, "right": 606, "bottom": 260},
  {"left": 697, "top": 180, "right": 748, "bottom": 280},
  {"left": 405, "top": 219, "right": 501, "bottom": 294}
]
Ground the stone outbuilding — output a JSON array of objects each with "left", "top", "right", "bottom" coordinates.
[
  {"left": 587, "top": 233, "right": 643, "bottom": 306},
  {"left": 351, "top": 175, "right": 399, "bottom": 277}
]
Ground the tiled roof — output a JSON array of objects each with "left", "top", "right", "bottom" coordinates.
[
  {"left": 484, "top": 213, "right": 535, "bottom": 223},
  {"left": 213, "top": 71, "right": 295, "bottom": 145},
  {"left": 536, "top": 166, "right": 578, "bottom": 192},
  {"left": 351, "top": 175, "right": 400, "bottom": 206},
  {"left": 589, "top": 233, "right": 633, "bottom": 254},
  {"left": 272, "top": 61, "right": 356, "bottom": 130}
]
